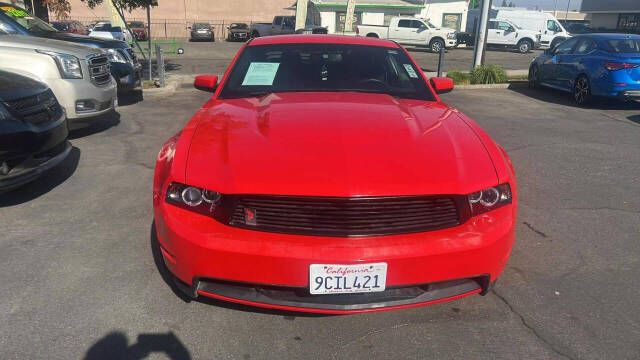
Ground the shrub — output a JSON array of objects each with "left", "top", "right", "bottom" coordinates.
[
  {"left": 470, "top": 65, "right": 508, "bottom": 84},
  {"left": 446, "top": 71, "right": 471, "bottom": 85}
]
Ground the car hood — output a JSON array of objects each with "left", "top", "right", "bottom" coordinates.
[
  {"left": 40, "top": 31, "right": 128, "bottom": 49},
  {"left": 0, "top": 70, "right": 47, "bottom": 101},
  {"left": 0, "top": 35, "right": 103, "bottom": 59},
  {"left": 185, "top": 92, "right": 498, "bottom": 197}
]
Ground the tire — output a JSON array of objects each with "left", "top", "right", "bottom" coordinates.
[
  {"left": 528, "top": 65, "right": 540, "bottom": 89},
  {"left": 366, "top": 33, "right": 379, "bottom": 38},
  {"left": 430, "top": 38, "right": 444, "bottom": 53},
  {"left": 517, "top": 39, "right": 533, "bottom": 54},
  {"left": 573, "top": 75, "right": 592, "bottom": 106}
]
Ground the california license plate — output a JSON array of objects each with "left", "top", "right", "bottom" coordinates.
[{"left": 309, "top": 263, "right": 387, "bottom": 295}]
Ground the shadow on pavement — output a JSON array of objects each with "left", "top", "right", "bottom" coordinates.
[
  {"left": 0, "top": 147, "right": 80, "bottom": 207},
  {"left": 628, "top": 115, "right": 640, "bottom": 125},
  {"left": 149, "top": 221, "right": 331, "bottom": 318},
  {"left": 68, "top": 111, "right": 120, "bottom": 139},
  {"left": 509, "top": 86, "right": 640, "bottom": 110},
  {"left": 118, "top": 89, "right": 144, "bottom": 107},
  {"left": 83, "top": 331, "right": 191, "bottom": 360}
]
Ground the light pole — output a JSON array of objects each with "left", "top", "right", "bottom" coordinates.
[{"left": 565, "top": 0, "right": 571, "bottom": 21}]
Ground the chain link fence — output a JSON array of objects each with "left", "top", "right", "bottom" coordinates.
[{"left": 70, "top": 17, "right": 266, "bottom": 40}]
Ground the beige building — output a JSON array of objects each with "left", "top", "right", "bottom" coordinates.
[{"left": 51, "top": 0, "right": 296, "bottom": 38}]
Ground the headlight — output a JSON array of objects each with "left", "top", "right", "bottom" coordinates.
[
  {"left": 36, "top": 50, "right": 82, "bottom": 79},
  {"left": 165, "top": 182, "right": 222, "bottom": 216},
  {"left": 106, "top": 48, "right": 128, "bottom": 63},
  {"left": 447, "top": 32, "right": 457, "bottom": 39},
  {"left": 467, "top": 183, "right": 512, "bottom": 216}
]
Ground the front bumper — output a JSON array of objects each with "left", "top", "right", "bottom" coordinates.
[
  {"left": 0, "top": 140, "right": 71, "bottom": 193},
  {"left": 111, "top": 62, "right": 142, "bottom": 92},
  {"left": 445, "top": 39, "right": 457, "bottom": 48},
  {"left": 154, "top": 201, "right": 515, "bottom": 313},
  {"left": 47, "top": 78, "right": 117, "bottom": 120},
  {"left": 229, "top": 32, "right": 249, "bottom": 41},
  {"left": 191, "top": 32, "right": 214, "bottom": 40}
]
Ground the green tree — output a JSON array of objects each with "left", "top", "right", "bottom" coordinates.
[{"left": 36, "top": 0, "right": 155, "bottom": 19}]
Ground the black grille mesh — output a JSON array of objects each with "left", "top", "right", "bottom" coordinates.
[{"left": 225, "top": 195, "right": 461, "bottom": 237}]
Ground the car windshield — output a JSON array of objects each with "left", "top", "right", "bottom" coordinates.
[
  {"left": 219, "top": 43, "right": 435, "bottom": 101},
  {"left": 193, "top": 23, "right": 210, "bottom": 29},
  {"left": 94, "top": 24, "right": 119, "bottom": 32},
  {"left": 231, "top": 23, "right": 248, "bottom": 29},
  {"left": 128, "top": 21, "right": 144, "bottom": 28},
  {"left": 607, "top": 38, "right": 640, "bottom": 53},
  {"left": 0, "top": 5, "right": 57, "bottom": 34},
  {"left": 52, "top": 22, "right": 68, "bottom": 31}
]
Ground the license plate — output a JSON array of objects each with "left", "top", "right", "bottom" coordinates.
[{"left": 309, "top": 263, "right": 387, "bottom": 295}]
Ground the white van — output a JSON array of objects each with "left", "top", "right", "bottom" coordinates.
[{"left": 468, "top": 8, "right": 570, "bottom": 49}]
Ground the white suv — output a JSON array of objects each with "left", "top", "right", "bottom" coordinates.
[{"left": 0, "top": 35, "right": 117, "bottom": 121}]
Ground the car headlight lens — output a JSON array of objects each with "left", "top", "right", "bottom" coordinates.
[
  {"left": 166, "top": 182, "right": 222, "bottom": 216},
  {"left": 468, "top": 183, "right": 512, "bottom": 216},
  {"left": 106, "top": 48, "right": 128, "bottom": 63},
  {"left": 447, "top": 32, "right": 457, "bottom": 39},
  {"left": 36, "top": 50, "right": 82, "bottom": 79}
]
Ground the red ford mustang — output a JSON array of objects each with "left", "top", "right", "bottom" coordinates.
[{"left": 153, "top": 35, "right": 517, "bottom": 314}]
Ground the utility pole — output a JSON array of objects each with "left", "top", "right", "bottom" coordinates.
[
  {"left": 472, "top": 0, "right": 492, "bottom": 68},
  {"left": 565, "top": 0, "right": 571, "bottom": 21},
  {"left": 147, "top": 4, "right": 152, "bottom": 82},
  {"left": 295, "top": 0, "right": 308, "bottom": 31}
]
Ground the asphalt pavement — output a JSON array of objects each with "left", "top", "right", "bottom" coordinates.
[
  {"left": 156, "top": 40, "right": 541, "bottom": 76},
  {"left": 0, "top": 86, "right": 639, "bottom": 360}
]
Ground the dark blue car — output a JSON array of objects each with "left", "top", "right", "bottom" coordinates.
[{"left": 529, "top": 33, "right": 640, "bottom": 105}]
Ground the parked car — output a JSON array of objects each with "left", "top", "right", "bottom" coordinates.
[
  {"left": 189, "top": 23, "right": 214, "bottom": 42},
  {"left": 153, "top": 35, "right": 517, "bottom": 313},
  {"left": 458, "top": 19, "right": 541, "bottom": 53},
  {"left": 127, "top": 21, "right": 147, "bottom": 41},
  {"left": 90, "top": 22, "right": 133, "bottom": 43},
  {"left": 250, "top": 15, "right": 327, "bottom": 38},
  {"left": 51, "top": 20, "right": 88, "bottom": 35},
  {"left": 529, "top": 34, "right": 640, "bottom": 105},
  {"left": 468, "top": 8, "right": 570, "bottom": 49},
  {"left": 0, "top": 35, "right": 117, "bottom": 121},
  {"left": 356, "top": 16, "right": 457, "bottom": 53},
  {"left": 0, "top": 3, "right": 141, "bottom": 93},
  {"left": 226, "top": 22, "right": 249, "bottom": 42},
  {"left": 0, "top": 70, "right": 71, "bottom": 193}
]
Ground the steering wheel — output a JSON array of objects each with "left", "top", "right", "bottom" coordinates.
[{"left": 357, "top": 78, "right": 389, "bottom": 90}]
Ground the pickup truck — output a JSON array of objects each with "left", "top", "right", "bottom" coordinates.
[
  {"left": 457, "top": 19, "right": 541, "bottom": 53},
  {"left": 0, "top": 35, "right": 117, "bottom": 121},
  {"left": 250, "top": 16, "right": 327, "bottom": 37},
  {"left": 0, "top": 2, "right": 141, "bottom": 92},
  {"left": 356, "top": 17, "right": 457, "bottom": 53}
]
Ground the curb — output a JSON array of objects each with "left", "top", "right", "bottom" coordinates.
[{"left": 455, "top": 82, "right": 529, "bottom": 90}]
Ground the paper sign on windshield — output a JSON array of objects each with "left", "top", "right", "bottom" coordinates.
[
  {"left": 1, "top": 6, "right": 29, "bottom": 18},
  {"left": 242, "top": 62, "right": 280, "bottom": 86},
  {"left": 403, "top": 64, "right": 419, "bottom": 78}
]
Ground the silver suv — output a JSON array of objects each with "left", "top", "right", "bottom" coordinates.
[{"left": 0, "top": 35, "right": 117, "bottom": 121}]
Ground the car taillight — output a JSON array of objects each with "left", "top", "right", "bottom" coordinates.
[{"left": 604, "top": 62, "right": 640, "bottom": 71}]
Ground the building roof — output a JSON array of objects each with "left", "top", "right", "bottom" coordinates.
[
  {"left": 310, "top": 0, "right": 424, "bottom": 10},
  {"left": 581, "top": 0, "right": 640, "bottom": 13}
]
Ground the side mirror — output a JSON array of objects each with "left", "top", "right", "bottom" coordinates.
[
  {"left": 194, "top": 75, "right": 218, "bottom": 92},
  {"left": 430, "top": 77, "right": 454, "bottom": 94}
]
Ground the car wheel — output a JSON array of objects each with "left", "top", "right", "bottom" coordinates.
[
  {"left": 430, "top": 38, "right": 444, "bottom": 53},
  {"left": 573, "top": 75, "right": 592, "bottom": 106},
  {"left": 517, "top": 40, "right": 532, "bottom": 54},
  {"left": 366, "top": 33, "right": 379, "bottom": 38},
  {"left": 528, "top": 65, "right": 540, "bottom": 89}
]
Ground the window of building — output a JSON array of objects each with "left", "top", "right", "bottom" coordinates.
[{"left": 618, "top": 13, "right": 640, "bottom": 32}]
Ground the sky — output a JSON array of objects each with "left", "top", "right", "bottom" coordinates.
[{"left": 505, "top": 0, "right": 583, "bottom": 11}]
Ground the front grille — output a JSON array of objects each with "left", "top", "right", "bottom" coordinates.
[
  {"left": 88, "top": 54, "right": 111, "bottom": 86},
  {"left": 225, "top": 195, "right": 463, "bottom": 237},
  {"left": 2, "top": 89, "right": 62, "bottom": 126}
]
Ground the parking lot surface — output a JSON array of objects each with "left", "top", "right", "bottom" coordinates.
[
  {"left": 159, "top": 41, "right": 542, "bottom": 75},
  {"left": 1, "top": 87, "right": 639, "bottom": 360}
]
